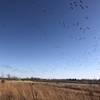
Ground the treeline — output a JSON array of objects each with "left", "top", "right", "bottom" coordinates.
[
  {"left": 21, "top": 77, "right": 100, "bottom": 84},
  {"left": 0, "top": 76, "right": 100, "bottom": 84}
]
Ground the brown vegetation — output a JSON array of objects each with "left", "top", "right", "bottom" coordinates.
[{"left": 0, "top": 81, "right": 100, "bottom": 100}]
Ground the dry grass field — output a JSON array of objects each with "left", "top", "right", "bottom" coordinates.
[{"left": 0, "top": 80, "right": 100, "bottom": 100}]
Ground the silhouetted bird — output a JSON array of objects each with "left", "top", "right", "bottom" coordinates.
[
  {"left": 76, "top": 22, "right": 79, "bottom": 26},
  {"left": 42, "top": 8, "right": 47, "bottom": 13},
  {"left": 85, "top": 17, "right": 88, "bottom": 20},
  {"left": 63, "top": 21, "right": 66, "bottom": 28},
  {"left": 80, "top": 27, "right": 82, "bottom": 30},
  {"left": 73, "top": 1, "right": 77, "bottom": 5},
  {"left": 80, "top": 5, "right": 84, "bottom": 9},
  {"left": 80, "top": 0, "right": 83, "bottom": 4},
  {"left": 70, "top": 3, "right": 73, "bottom": 6},
  {"left": 70, "top": 7, "right": 74, "bottom": 10}
]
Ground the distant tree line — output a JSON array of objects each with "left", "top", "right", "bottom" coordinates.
[{"left": 0, "top": 74, "right": 100, "bottom": 84}]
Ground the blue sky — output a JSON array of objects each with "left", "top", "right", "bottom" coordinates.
[{"left": 0, "top": 0, "right": 100, "bottom": 79}]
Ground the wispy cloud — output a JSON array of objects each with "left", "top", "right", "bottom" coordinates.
[{"left": 0, "top": 65, "right": 27, "bottom": 73}]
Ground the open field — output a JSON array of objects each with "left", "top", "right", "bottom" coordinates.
[{"left": 0, "top": 80, "right": 100, "bottom": 100}]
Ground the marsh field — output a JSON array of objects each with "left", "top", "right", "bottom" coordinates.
[{"left": 0, "top": 80, "right": 100, "bottom": 100}]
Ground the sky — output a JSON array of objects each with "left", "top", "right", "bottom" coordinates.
[{"left": 0, "top": 0, "right": 100, "bottom": 79}]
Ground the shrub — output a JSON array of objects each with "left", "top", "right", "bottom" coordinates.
[{"left": 1, "top": 79, "right": 5, "bottom": 83}]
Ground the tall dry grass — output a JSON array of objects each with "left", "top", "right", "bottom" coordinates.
[{"left": 0, "top": 80, "right": 100, "bottom": 100}]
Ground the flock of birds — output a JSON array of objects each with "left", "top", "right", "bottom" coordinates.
[
  {"left": 68, "top": 0, "right": 100, "bottom": 56},
  {"left": 69, "top": 0, "right": 88, "bottom": 10},
  {"left": 34, "top": 0, "right": 91, "bottom": 38},
  {"left": 69, "top": 0, "right": 90, "bottom": 33},
  {"left": 57, "top": 0, "right": 91, "bottom": 41},
  {"left": 40, "top": 0, "right": 100, "bottom": 55},
  {"left": 53, "top": 0, "right": 100, "bottom": 65}
]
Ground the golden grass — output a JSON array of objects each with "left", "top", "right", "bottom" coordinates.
[{"left": 0, "top": 80, "right": 100, "bottom": 100}]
